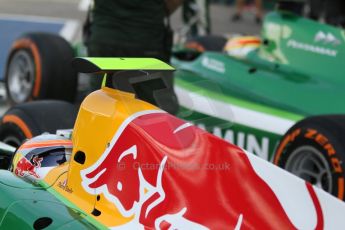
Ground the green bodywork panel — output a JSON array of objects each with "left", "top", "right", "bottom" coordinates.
[
  {"left": 0, "top": 170, "right": 97, "bottom": 229},
  {"left": 173, "top": 12, "right": 345, "bottom": 116},
  {"left": 172, "top": 11, "right": 345, "bottom": 159}
]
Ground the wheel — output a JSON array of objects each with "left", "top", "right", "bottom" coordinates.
[
  {"left": 0, "top": 100, "right": 78, "bottom": 148},
  {"left": 5, "top": 32, "right": 78, "bottom": 105},
  {"left": 273, "top": 115, "right": 345, "bottom": 200},
  {"left": 185, "top": 35, "right": 227, "bottom": 52}
]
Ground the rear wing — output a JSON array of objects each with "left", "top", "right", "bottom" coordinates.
[
  {"left": 72, "top": 57, "right": 174, "bottom": 74},
  {"left": 72, "top": 57, "right": 177, "bottom": 113}
]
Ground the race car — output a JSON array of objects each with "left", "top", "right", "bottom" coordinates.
[
  {"left": 0, "top": 57, "right": 345, "bottom": 229},
  {"left": 2, "top": 2, "right": 345, "bottom": 200}
]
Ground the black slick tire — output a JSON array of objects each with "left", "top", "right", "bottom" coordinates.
[
  {"left": 274, "top": 115, "right": 345, "bottom": 200},
  {"left": 5, "top": 33, "right": 77, "bottom": 105},
  {"left": 0, "top": 100, "right": 78, "bottom": 147}
]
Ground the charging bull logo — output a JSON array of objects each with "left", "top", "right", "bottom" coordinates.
[
  {"left": 15, "top": 155, "right": 43, "bottom": 178},
  {"left": 81, "top": 110, "right": 323, "bottom": 229}
]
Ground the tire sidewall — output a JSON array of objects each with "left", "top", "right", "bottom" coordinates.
[
  {"left": 5, "top": 33, "right": 77, "bottom": 105},
  {"left": 0, "top": 122, "right": 28, "bottom": 147},
  {"left": 0, "top": 100, "right": 77, "bottom": 148},
  {"left": 274, "top": 123, "right": 345, "bottom": 200}
]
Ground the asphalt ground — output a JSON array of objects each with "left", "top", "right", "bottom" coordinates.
[{"left": 0, "top": 0, "right": 262, "bottom": 114}]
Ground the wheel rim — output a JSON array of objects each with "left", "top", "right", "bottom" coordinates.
[
  {"left": 7, "top": 50, "right": 35, "bottom": 104},
  {"left": 285, "top": 146, "right": 332, "bottom": 193}
]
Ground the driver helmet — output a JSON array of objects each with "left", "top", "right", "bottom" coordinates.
[
  {"left": 12, "top": 134, "right": 72, "bottom": 181},
  {"left": 224, "top": 36, "right": 261, "bottom": 58}
]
